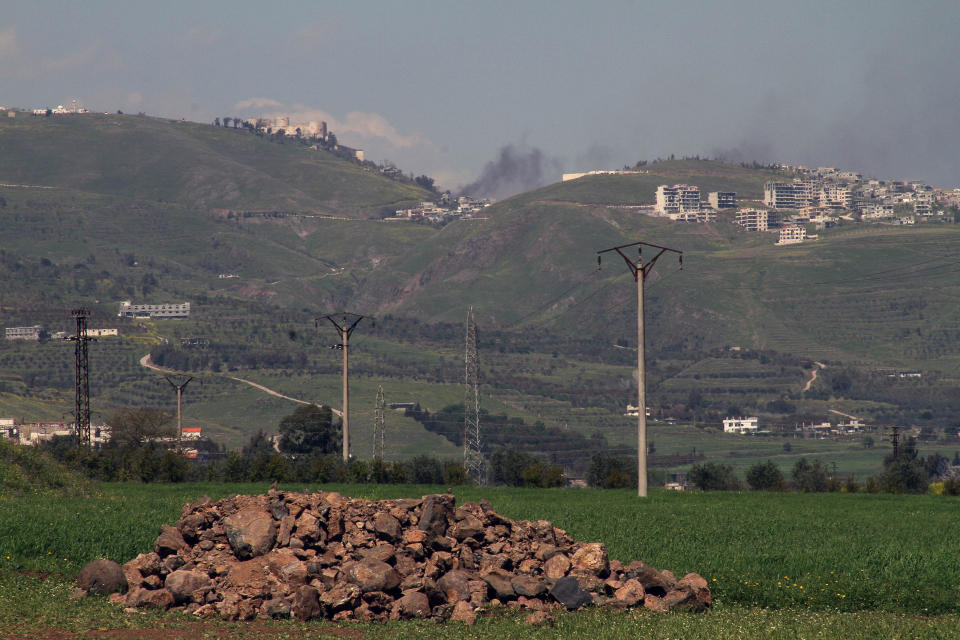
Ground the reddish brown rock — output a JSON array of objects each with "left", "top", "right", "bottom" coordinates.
[
  {"left": 512, "top": 575, "right": 547, "bottom": 598},
  {"left": 613, "top": 578, "right": 645, "bottom": 607},
  {"left": 344, "top": 558, "right": 401, "bottom": 593},
  {"left": 449, "top": 600, "right": 476, "bottom": 625},
  {"left": 165, "top": 569, "right": 212, "bottom": 604},
  {"left": 154, "top": 525, "right": 187, "bottom": 558},
  {"left": 436, "top": 569, "right": 471, "bottom": 603},
  {"left": 571, "top": 543, "right": 609, "bottom": 576},
  {"left": 110, "top": 489, "right": 710, "bottom": 624},
  {"left": 128, "top": 587, "right": 175, "bottom": 610},
  {"left": 418, "top": 494, "right": 454, "bottom": 537},
  {"left": 373, "top": 512, "right": 402, "bottom": 541},
  {"left": 449, "top": 515, "right": 484, "bottom": 541},
  {"left": 644, "top": 594, "right": 668, "bottom": 612},
  {"left": 543, "top": 553, "right": 571, "bottom": 579},
  {"left": 223, "top": 510, "right": 277, "bottom": 560},
  {"left": 482, "top": 569, "right": 516, "bottom": 600},
  {"left": 77, "top": 559, "right": 127, "bottom": 595},
  {"left": 393, "top": 591, "right": 431, "bottom": 619},
  {"left": 320, "top": 583, "right": 361, "bottom": 611}
]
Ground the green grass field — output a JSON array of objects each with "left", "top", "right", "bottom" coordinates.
[{"left": 0, "top": 483, "right": 958, "bottom": 638}]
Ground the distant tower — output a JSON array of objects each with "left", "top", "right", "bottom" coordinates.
[
  {"left": 69, "top": 308, "right": 93, "bottom": 446},
  {"left": 373, "top": 385, "right": 385, "bottom": 460},
  {"left": 464, "top": 307, "right": 485, "bottom": 484}
]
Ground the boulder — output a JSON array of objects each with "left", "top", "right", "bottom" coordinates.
[
  {"left": 550, "top": 576, "right": 592, "bottom": 610},
  {"left": 512, "top": 575, "right": 547, "bottom": 598},
  {"left": 393, "top": 591, "right": 431, "bottom": 619},
  {"left": 613, "top": 578, "right": 645, "bottom": 607},
  {"left": 418, "top": 495, "right": 454, "bottom": 537},
  {"left": 165, "top": 569, "right": 212, "bottom": 604},
  {"left": 344, "top": 559, "right": 401, "bottom": 593},
  {"left": 449, "top": 600, "right": 476, "bottom": 625},
  {"left": 154, "top": 525, "right": 187, "bottom": 557},
  {"left": 449, "top": 515, "right": 484, "bottom": 541},
  {"left": 319, "top": 583, "right": 361, "bottom": 611},
  {"left": 373, "top": 513, "right": 402, "bottom": 541},
  {"left": 482, "top": 569, "right": 515, "bottom": 600},
  {"left": 436, "top": 569, "right": 471, "bottom": 603},
  {"left": 77, "top": 559, "right": 127, "bottom": 596},
  {"left": 571, "top": 543, "right": 609, "bottom": 576},
  {"left": 128, "top": 587, "right": 175, "bottom": 610},
  {"left": 543, "top": 553, "right": 571, "bottom": 579},
  {"left": 223, "top": 510, "right": 277, "bottom": 560}
]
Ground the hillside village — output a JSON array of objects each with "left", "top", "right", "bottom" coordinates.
[{"left": 565, "top": 163, "right": 960, "bottom": 245}]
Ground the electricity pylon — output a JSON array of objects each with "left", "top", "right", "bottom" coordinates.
[
  {"left": 372, "top": 385, "right": 385, "bottom": 460},
  {"left": 464, "top": 307, "right": 485, "bottom": 485},
  {"left": 67, "top": 308, "right": 95, "bottom": 446},
  {"left": 597, "top": 241, "right": 682, "bottom": 497},
  {"left": 316, "top": 312, "right": 371, "bottom": 462}
]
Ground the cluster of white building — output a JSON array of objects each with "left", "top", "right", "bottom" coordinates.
[
  {"left": 4, "top": 326, "right": 118, "bottom": 341},
  {"left": 117, "top": 301, "right": 191, "bottom": 319},
  {"left": 390, "top": 196, "right": 491, "bottom": 223},
  {"left": 0, "top": 420, "right": 203, "bottom": 456},
  {"left": 722, "top": 415, "right": 866, "bottom": 436}
]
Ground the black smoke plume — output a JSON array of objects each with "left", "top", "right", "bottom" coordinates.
[{"left": 460, "top": 145, "right": 563, "bottom": 200}]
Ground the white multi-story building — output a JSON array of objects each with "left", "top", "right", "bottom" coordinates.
[
  {"left": 776, "top": 225, "right": 807, "bottom": 245},
  {"left": 723, "top": 416, "right": 758, "bottom": 434},
  {"left": 87, "top": 328, "right": 118, "bottom": 337},
  {"left": 861, "top": 203, "right": 895, "bottom": 220},
  {"left": 734, "top": 208, "right": 769, "bottom": 232},
  {"left": 5, "top": 325, "right": 44, "bottom": 341},
  {"left": 708, "top": 192, "right": 737, "bottom": 210},
  {"left": 821, "top": 185, "right": 852, "bottom": 210},
  {"left": 117, "top": 301, "right": 191, "bottom": 319},
  {"left": 655, "top": 184, "right": 701, "bottom": 217},
  {"left": 764, "top": 180, "right": 821, "bottom": 210}
]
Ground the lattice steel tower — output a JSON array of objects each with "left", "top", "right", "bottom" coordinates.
[
  {"left": 70, "top": 308, "right": 93, "bottom": 446},
  {"left": 372, "top": 385, "right": 385, "bottom": 460},
  {"left": 463, "top": 307, "right": 485, "bottom": 484}
]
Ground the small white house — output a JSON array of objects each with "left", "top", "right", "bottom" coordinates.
[{"left": 723, "top": 416, "right": 759, "bottom": 434}]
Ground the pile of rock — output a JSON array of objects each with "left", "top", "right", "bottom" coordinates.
[{"left": 100, "top": 490, "right": 710, "bottom": 623}]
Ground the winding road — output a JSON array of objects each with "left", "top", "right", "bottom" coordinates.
[
  {"left": 138, "top": 353, "right": 341, "bottom": 416},
  {"left": 802, "top": 361, "right": 826, "bottom": 393}
]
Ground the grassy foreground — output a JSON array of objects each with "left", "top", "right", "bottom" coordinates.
[{"left": 0, "top": 483, "right": 958, "bottom": 638}]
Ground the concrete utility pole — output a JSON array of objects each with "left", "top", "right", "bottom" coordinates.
[
  {"left": 165, "top": 375, "right": 195, "bottom": 453},
  {"left": 317, "top": 312, "right": 371, "bottom": 462},
  {"left": 597, "top": 241, "right": 682, "bottom": 497},
  {"left": 372, "top": 384, "right": 385, "bottom": 460}
]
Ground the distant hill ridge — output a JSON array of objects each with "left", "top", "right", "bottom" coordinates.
[{"left": 0, "top": 113, "right": 431, "bottom": 218}]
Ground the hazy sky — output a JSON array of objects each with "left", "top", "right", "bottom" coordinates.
[{"left": 3, "top": 1, "right": 959, "bottom": 190}]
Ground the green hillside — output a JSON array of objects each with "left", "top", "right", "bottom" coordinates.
[
  {"left": 0, "top": 113, "right": 430, "bottom": 216},
  {"left": 530, "top": 159, "right": 788, "bottom": 205},
  {"left": 1, "top": 122, "right": 958, "bottom": 477}
]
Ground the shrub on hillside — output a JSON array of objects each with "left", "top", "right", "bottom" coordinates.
[
  {"left": 792, "top": 457, "right": 830, "bottom": 492},
  {"left": 688, "top": 462, "right": 741, "bottom": 491},
  {"left": 746, "top": 460, "right": 785, "bottom": 491}
]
